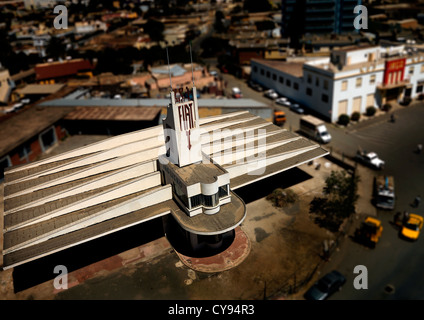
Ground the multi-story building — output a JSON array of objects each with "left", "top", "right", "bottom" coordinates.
[
  {"left": 251, "top": 44, "right": 424, "bottom": 122},
  {"left": 0, "top": 68, "right": 14, "bottom": 105},
  {"left": 281, "top": 0, "right": 361, "bottom": 36}
]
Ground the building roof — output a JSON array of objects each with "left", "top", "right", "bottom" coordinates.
[
  {"left": 40, "top": 98, "right": 269, "bottom": 108},
  {"left": 0, "top": 106, "right": 74, "bottom": 157},
  {"left": 251, "top": 58, "right": 304, "bottom": 78},
  {"left": 10, "top": 68, "right": 35, "bottom": 82},
  {"left": 64, "top": 106, "right": 161, "bottom": 121},
  {"left": 1, "top": 111, "right": 328, "bottom": 269},
  {"left": 16, "top": 84, "right": 65, "bottom": 95},
  {"left": 35, "top": 59, "right": 93, "bottom": 81},
  {"left": 332, "top": 45, "right": 379, "bottom": 53}
]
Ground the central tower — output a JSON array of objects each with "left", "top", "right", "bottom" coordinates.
[{"left": 162, "top": 86, "right": 202, "bottom": 167}]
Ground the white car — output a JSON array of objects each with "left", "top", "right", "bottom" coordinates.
[
  {"left": 290, "top": 104, "right": 304, "bottom": 114},
  {"left": 276, "top": 97, "right": 290, "bottom": 106},
  {"left": 264, "top": 89, "right": 279, "bottom": 100},
  {"left": 355, "top": 151, "right": 385, "bottom": 169}
]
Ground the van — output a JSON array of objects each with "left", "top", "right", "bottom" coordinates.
[{"left": 299, "top": 115, "right": 331, "bottom": 143}]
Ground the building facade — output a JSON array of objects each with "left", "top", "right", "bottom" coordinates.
[
  {"left": 251, "top": 44, "right": 424, "bottom": 122},
  {"left": 281, "top": 0, "right": 362, "bottom": 36}
]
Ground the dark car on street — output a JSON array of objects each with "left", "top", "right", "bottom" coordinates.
[{"left": 304, "top": 270, "right": 346, "bottom": 300}]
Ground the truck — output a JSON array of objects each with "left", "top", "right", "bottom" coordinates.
[
  {"left": 355, "top": 149, "right": 385, "bottom": 170},
  {"left": 273, "top": 110, "right": 286, "bottom": 126},
  {"left": 374, "top": 175, "right": 395, "bottom": 210},
  {"left": 354, "top": 216, "right": 383, "bottom": 248},
  {"left": 299, "top": 115, "right": 332, "bottom": 144}
]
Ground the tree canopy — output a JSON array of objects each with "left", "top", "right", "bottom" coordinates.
[{"left": 310, "top": 170, "right": 359, "bottom": 232}]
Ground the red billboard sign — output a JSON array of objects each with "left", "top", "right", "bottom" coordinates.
[{"left": 384, "top": 58, "right": 405, "bottom": 85}]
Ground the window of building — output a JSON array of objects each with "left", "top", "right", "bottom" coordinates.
[
  {"left": 323, "top": 80, "right": 329, "bottom": 90},
  {"left": 322, "top": 94, "right": 329, "bottom": 103},
  {"left": 260, "top": 69, "right": 264, "bottom": 76},
  {"left": 416, "top": 84, "right": 423, "bottom": 93},
  {"left": 286, "top": 79, "right": 291, "bottom": 87},
  {"left": 21, "top": 143, "right": 32, "bottom": 159},
  {"left": 341, "top": 80, "right": 348, "bottom": 91},
  {"left": 190, "top": 194, "right": 203, "bottom": 208},
  {"left": 293, "top": 82, "right": 299, "bottom": 90},
  {"left": 253, "top": 66, "right": 258, "bottom": 73},
  {"left": 306, "top": 87, "right": 312, "bottom": 96},
  {"left": 279, "top": 76, "right": 284, "bottom": 84},
  {"left": 370, "top": 74, "right": 376, "bottom": 85},
  {"left": 356, "top": 77, "right": 362, "bottom": 88},
  {"left": 409, "top": 66, "right": 414, "bottom": 75},
  {"left": 40, "top": 127, "right": 57, "bottom": 151},
  {"left": 0, "top": 156, "right": 11, "bottom": 181},
  {"left": 272, "top": 73, "right": 277, "bottom": 81},
  {"left": 315, "top": 77, "right": 320, "bottom": 87},
  {"left": 307, "top": 74, "right": 312, "bottom": 84},
  {"left": 266, "top": 71, "right": 270, "bottom": 78},
  {"left": 421, "top": 64, "right": 424, "bottom": 73},
  {"left": 204, "top": 193, "right": 219, "bottom": 208},
  {"left": 219, "top": 185, "right": 229, "bottom": 198}
]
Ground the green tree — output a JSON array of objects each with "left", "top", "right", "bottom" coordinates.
[
  {"left": 214, "top": 10, "right": 227, "bottom": 33},
  {"left": 143, "top": 19, "right": 165, "bottom": 42},
  {"left": 310, "top": 171, "right": 359, "bottom": 232},
  {"left": 46, "top": 36, "right": 66, "bottom": 59},
  {"left": 243, "top": 0, "right": 272, "bottom": 12}
]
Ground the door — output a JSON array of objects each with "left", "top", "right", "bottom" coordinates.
[
  {"left": 338, "top": 100, "right": 348, "bottom": 116},
  {"left": 352, "top": 96, "right": 362, "bottom": 113}
]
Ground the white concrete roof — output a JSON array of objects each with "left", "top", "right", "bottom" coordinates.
[{"left": 1, "top": 111, "right": 328, "bottom": 269}]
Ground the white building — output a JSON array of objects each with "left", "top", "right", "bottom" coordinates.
[{"left": 251, "top": 44, "right": 424, "bottom": 122}]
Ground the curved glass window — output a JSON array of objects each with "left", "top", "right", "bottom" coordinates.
[{"left": 204, "top": 193, "right": 219, "bottom": 208}]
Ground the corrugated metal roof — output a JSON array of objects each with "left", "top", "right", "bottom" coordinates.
[
  {"left": 40, "top": 98, "right": 269, "bottom": 108},
  {"left": 64, "top": 106, "right": 161, "bottom": 121}
]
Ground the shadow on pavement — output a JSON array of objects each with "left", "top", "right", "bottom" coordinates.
[
  {"left": 12, "top": 218, "right": 165, "bottom": 293},
  {"left": 234, "top": 167, "right": 313, "bottom": 205}
]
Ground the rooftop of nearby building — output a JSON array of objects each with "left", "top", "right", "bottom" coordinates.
[
  {"left": 0, "top": 105, "right": 74, "bottom": 157},
  {"left": 64, "top": 106, "right": 161, "bottom": 121},
  {"left": 35, "top": 59, "right": 93, "bottom": 81},
  {"left": 251, "top": 58, "right": 304, "bottom": 78},
  {"left": 16, "top": 84, "right": 65, "bottom": 96}
]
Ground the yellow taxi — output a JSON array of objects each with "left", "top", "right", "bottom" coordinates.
[{"left": 401, "top": 214, "right": 424, "bottom": 240}]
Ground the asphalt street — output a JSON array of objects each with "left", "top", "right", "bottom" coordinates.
[
  {"left": 220, "top": 72, "right": 424, "bottom": 299},
  {"left": 324, "top": 102, "right": 424, "bottom": 300}
]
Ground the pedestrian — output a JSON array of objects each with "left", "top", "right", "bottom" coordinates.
[
  {"left": 417, "top": 144, "right": 423, "bottom": 154},
  {"left": 394, "top": 212, "right": 401, "bottom": 226},
  {"left": 390, "top": 113, "right": 395, "bottom": 123},
  {"left": 403, "top": 211, "right": 409, "bottom": 224},
  {"left": 414, "top": 195, "right": 421, "bottom": 208}
]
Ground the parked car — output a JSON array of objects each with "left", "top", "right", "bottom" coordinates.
[
  {"left": 264, "top": 89, "right": 279, "bottom": 100},
  {"left": 248, "top": 81, "right": 264, "bottom": 92},
  {"left": 290, "top": 104, "right": 304, "bottom": 114},
  {"left": 231, "top": 87, "right": 243, "bottom": 98},
  {"left": 304, "top": 270, "right": 346, "bottom": 300},
  {"left": 276, "top": 97, "right": 291, "bottom": 107}
]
